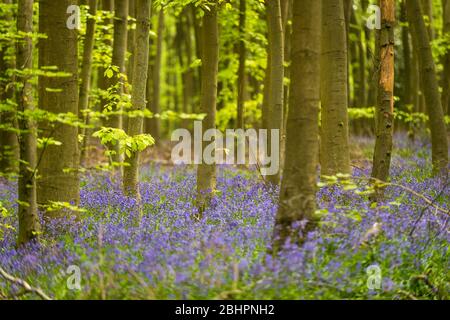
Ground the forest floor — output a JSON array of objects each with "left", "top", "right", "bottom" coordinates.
[{"left": 0, "top": 134, "right": 449, "bottom": 300}]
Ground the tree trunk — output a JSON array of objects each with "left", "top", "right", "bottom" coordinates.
[
  {"left": 38, "top": 0, "right": 80, "bottom": 218},
  {"left": 371, "top": 0, "right": 395, "bottom": 195},
  {"left": 127, "top": 0, "right": 136, "bottom": 85},
  {"left": 406, "top": 0, "right": 449, "bottom": 173},
  {"left": 401, "top": 1, "right": 412, "bottom": 106},
  {"left": 266, "top": 0, "right": 284, "bottom": 185},
  {"left": 123, "top": 0, "right": 151, "bottom": 198},
  {"left": 281, "top": 0, "right": 292, "bottom": 174},
  {"left": 442, "top": 0, "right": 450, "bottom": 115},
  {"left": 274, "top": 0, "right": 321, "bottom": 250},
  {"left": 421, "top": 0, "right": 434, "bottom": 40},
  {"left": 147, "top": 7, "right": 164, "bottom": 142},
  {"left": 237, "top": 0, "right": 246, "bottom": 130},
  {"left": 123, "top": 0, "right": 136, "bottom": 135},
  {"left": 196, "top": 6, "right": 219, "bottom": 215},
  {"left": 320, "top": 0, "right": 351, "bottom": 176},
  {"left": 105, "top": 0, "right": 128, "bottom": 163},
  {"left": 17, "top": 0, "right": 40, "bottom": 245},
  {"left": 79, "top": 0, "right": 98, "bottom": 165},
  {"left": 0, "top": 0, "right": 18, "bottom": 174},
  {"left": 97, "top": 0, "right": 114, "bottom": 115}
]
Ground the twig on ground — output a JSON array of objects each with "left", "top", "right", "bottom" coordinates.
[{"left": 0, "top": 266, "right": 52, "bottom": 300}]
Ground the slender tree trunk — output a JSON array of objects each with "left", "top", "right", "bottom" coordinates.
[
  {"left": 262, "top": 9, "right": 271, "bottom": 131},
  {"left": 147, "top": 8, "right": 164, "bottom": 142},
  {"left": 371, "top": 0, "right": 395, "bottom": 195},
  {"left": 262, "top": 54, "right": 271, "bottom": 129},
  {"left": 442, "top": 0, "right": 450, "bottom": 115},
  {"left": 237, "top": 0, "right": 246, "bottom": 130},
  {"left": 0, "top": 0, "right": 18, "bottom": 174},
  {"left": 274, "top": 0, "right": 321, "bottom": 250},
  {"left": 17, "top": 0, "right": 40, "bottom": 245},
  {"left": 183, "top": 9, "right": 195, "bottom": 116},
  {"left": 421, "top": 0, "right": 434, "bottom": 40},
  {"left": 406, "top": 0, "right": 449, "bottom": 173},
  {"left": 266, "top": 0, "right": 284, "bottom": 185},
  {"left": 38, "top": 0, "right": 80, "bottom": 218},
  {"left": 79, "top": 0, "right": 98, "bottom": 165},
  {"left": 123, "top": 0, "right": 151, "bottom": 198},
  {"left": 412, "top": 42, "right": 421, "bottom": 112},
  {"left": 401, "top": 1, "right": 412, "bottom": 106},
  {"left": 127, "top": 0, "right": 136, "bottom": 85},
  {"left": 344, "top": 0, "right": 353, "bottom": 108},
  {"left": 123, "top": 0, "right": 136, "bottom": 135},
  {"left": 281, "top": 0, "right": 292, "bottom": 173},
  {"left": 320, "top": 0, "right": 350, "bottom": 176},
  {"left": 196, "top": 6, "right": 219, "bottom": 215},
  {"left": 97, "top": 0, "right": 114, "bottom": 114},
  {"left": 105, "top": 0, "right": 128, "bottom": 163}
]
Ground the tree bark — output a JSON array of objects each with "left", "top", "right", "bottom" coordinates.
[
  {"left": 371, "top": 0, "right": 395, "bottom": 195},
  {"left": 442, "top": 0, "right": 450, "bottom": 115},
  {"left": 406, "top": 0, "right": 449, "bottom": 173},
  {"left": 17, "top": 0, "right": 40, "bottom": 245},
  {"left": 79, "top": 0, "right": 98, "bottom": 165},
  {"left": 274, "top": 0, "right": 321, "bottom": 250},
  {"left": 196, "top": 6, "right": 219, "bottom": 215},
  {"left": 38, "top": 0, "right": 80, "bottom": 218},
  {"left": 97, "top": 0, "right": 114, "bottom": 115},
  {"left": 237, "top": 0, "right": 246, "bottom": 130},
  {"left": 0, "top": 0, "right": 18, "bottom": 174},
  {"left": 401, "top": 1, "right": 412, "bottom": 106},
  {"left": 123, "top": 0, "right": 151, "bottom": 198},
  {"left": 147, "top": 7, "right": 164, "bottom": 142},
  {"left": 421, "top": 0, "right": 434, "bottom": 40},
  {"left": 105, "top": 0, "right": 128, "bottom": 163},
  {"left": 320, "top": 0, "right": 351, "bottom": 176},
  {"left": 266, "top": 0, "right": 284, "bottom": 185}
]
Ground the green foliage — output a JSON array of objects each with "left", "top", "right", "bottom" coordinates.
[{"left": 93, "top": 127, "right": 155, "bottom": 159}]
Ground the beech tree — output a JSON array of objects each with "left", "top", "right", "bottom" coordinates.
[
  {"left": 320, "top": 0, "right": 350, "bottom": 176},
  {"left": 443, "top": 0, "right": 450, "bottom": 115},
  {"left": 265, "top": 0, "right": 284, "bottom": 185},
  {"left": 38, "top": 0, "right": 80, "bottom": 218},
  {"left": 197, "top": 5, "right": 219, "bottom": 215},
  {"left": 123, "top": 0, "right": 152, "bottom": 198},
  {"left": 105, "top": 0, "right": 128, "bottom": 164},
  {"left": 79, "top": 0, "right": 98, "bottom": 165},
  {"left": 0, "top": 0, "right": 18, "bottom": 174},
  {"left": 406, "top": 0, "right": 449, "bottom": 173},
  {"left": 274, "top": 0, "right": 322, "bottom": 250},
  {"left": 17, "top": 0, "right": 40, "bottom": 245}
]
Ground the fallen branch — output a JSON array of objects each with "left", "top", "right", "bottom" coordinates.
[
  {"left": 0, "top": 266, "right": 52, "bottom": 300},
  {"left": 349, "top": 175, "right": 450, "bottom": 217}
]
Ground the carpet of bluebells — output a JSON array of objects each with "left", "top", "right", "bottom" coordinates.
[{"left": 0, "top": 135, "right": 449, "bottom": 300}]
